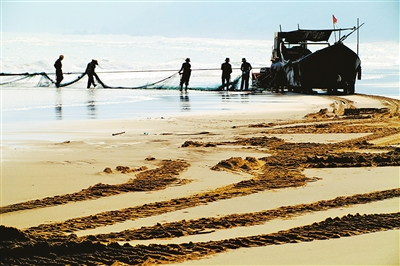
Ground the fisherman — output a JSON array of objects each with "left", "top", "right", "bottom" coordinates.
[
  {"left": 85, "top": 59, "right": 98, "bottom": 88},
  {"left": 221, "top": 57, "right": 232, "bottom": 90},
  {"left": 54, "top": 55, "right": 64, "bottom": 88},
  {"left": 179, "top": 58, "right": 191, "bottom": 92},
  {"left": 240, "top": 58, "right": 252, "bottom": 90},
  {"left": 270, "top": 57, "right": 286, "bottom": 93}
]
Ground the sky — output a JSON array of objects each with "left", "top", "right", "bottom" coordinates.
[{"left": 1, "top": 0, "right": 399, "bottom": 42}]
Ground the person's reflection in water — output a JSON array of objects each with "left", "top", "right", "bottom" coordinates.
[
  {"left": 180, "top": 94, "right": 190, "bottom": 112},
  {"left": 87, "top": 88, "right": 97, "bottom": 119},
  {"left": 221, "top": 90, "right": 231, "bottom": 102},
  {"left": 221, "top": 91, "right": 250, "bottom": 105},
  {"left": 239, "top": 93, "right": 250, "bottom": 102},
  {"left": 55, "top": 88, "right": 62, "bottom": 120}
]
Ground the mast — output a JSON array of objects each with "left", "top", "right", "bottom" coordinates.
[{"left": 357, "top": 18, "right": 360, "bottom": 55}]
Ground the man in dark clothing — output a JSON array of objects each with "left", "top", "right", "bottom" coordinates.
[
  {"left": 85, "top": 59, "right": 98, "bottom": 88},
  {"left": 271, "top": 57, "right": 286, "bottom": 93},
  {"left": 240, "top": 58, "right": 252, "bottom": 90},
  {"left": 179, "top": 58, "right": 191, "bottom": 92},
  {"left": 221, "top": 58, "right": 232, "bottom": 90},
  {"left": 54, "top": 55, "right": 64, "bottom": 88}
]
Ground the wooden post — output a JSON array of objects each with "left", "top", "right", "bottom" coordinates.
[{"left": 357, "top": 18, "right": 360, "bottom": 55}]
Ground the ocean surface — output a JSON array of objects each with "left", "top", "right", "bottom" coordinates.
[{"left": 1, "top": 32, "right": 399, "bottom": 126}]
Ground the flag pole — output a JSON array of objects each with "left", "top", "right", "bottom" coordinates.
[{"left": 332, "top": 15, "right": 337, "bottom": 42}]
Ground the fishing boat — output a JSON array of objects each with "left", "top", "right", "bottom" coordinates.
[{"left": 253, "top": 22, "right": 364, "bottom": 94}]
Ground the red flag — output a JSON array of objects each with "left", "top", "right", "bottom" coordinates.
[{"left": 332, "top": 15, "right": 338, "bottom": 24}]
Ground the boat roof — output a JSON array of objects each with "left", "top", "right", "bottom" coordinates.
[{"left": 278, "top": 29, "right": 333, "bottom": 43}]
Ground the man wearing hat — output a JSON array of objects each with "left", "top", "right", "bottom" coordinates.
[
  {"left": 85, "top": 59, "right": 98, "bottom": 88},
  {"left": 179, "top": 58, "right": 191, "bottom": 92},
  {"left": 221, "top": 58, "right": 232, "bottom": 90},
  {"left": 240, "top": 58, "right": 252, "bottom": 90},
  {"left": 270, "top": 57, "right": 286, "bottom": 93},
  {"left": 54, "top": 55, "right": 64, "bottom": 88}
]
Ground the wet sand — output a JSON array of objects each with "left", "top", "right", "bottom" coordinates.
[{"left": 1, "top": 93, "right": 399, "bottom": 265}]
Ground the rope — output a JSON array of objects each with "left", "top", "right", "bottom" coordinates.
[{"left": 0, "top": 67, "right": 262, "bottom": 76}]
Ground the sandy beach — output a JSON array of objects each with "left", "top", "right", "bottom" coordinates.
[{"left": 1, "top": 92, "right": 399, "bottom": 265}]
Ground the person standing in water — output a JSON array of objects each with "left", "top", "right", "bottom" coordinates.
[
  {"left": 240, "top": 58, "right": 252, "bottom": 90},
  {"left": 221, "top": 57, "right": 232, "bottom": 90},
  {"left": 85, "top": 59, "right": 98, "bottom": 88},
  {"left": 54, "top": 55, "right": 64, "bottom": 88},
  {"left": 179, "top": 58, "right": 191, "bottom": 92}
]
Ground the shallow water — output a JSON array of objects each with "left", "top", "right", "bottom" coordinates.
[
  {"left": 2, "top": 76, "right": 398, "bottom": 125},
  {"left": 2, "top": 88, "right": 296, "bottom": 123}
]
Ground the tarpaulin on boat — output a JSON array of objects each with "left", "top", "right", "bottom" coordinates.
[{"left": 280, "top": 30, "right": 333, "bottom": 43}]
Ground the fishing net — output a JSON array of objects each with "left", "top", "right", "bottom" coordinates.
[
  {"left": 1, "top": 72, "right": 85, "bottom": 88},
  {"left": 1, "top": 70, "right": 242, "bottom": 91},
  {"left": 0, "top": 74, "right": 32, "bottom": 86},
  {"left": 94, "top": 71, "right": 241, "bottom": 91}
]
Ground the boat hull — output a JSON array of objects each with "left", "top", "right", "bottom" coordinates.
[{"left": 284, "top": 43, "right": 361, "bottom": 94}]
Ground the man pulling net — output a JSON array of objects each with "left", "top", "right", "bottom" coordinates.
[{"left": 179, "top": 58, "right": 191, "bottom": 92}]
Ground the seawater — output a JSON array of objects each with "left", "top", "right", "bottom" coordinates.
[
  {"left": 1, "top": 33, "right": 399, "bottom": 124},
  {"left": 2, "top": 87, "right": 304, "bottom": 123}
]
